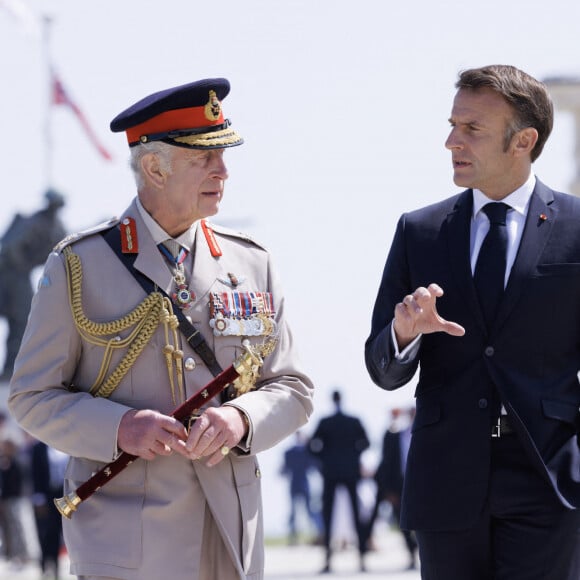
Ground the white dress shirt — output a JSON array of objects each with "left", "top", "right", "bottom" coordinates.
[
  {"left": 392, "top": 173, "right": 536, "bottom": 360},
  {"left": 470, "top": 172, "right": 535, "bottom": 286}
]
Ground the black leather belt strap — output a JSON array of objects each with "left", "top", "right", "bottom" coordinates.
[{"left": 101, "top": 226, "right": 224, "bottom": 378}]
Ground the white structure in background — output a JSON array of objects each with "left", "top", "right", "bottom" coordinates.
[{"left": 544, "top": 77, "right": 580, "bottom": 196}]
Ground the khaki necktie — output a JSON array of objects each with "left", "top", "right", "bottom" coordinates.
[{"left": 161, "top": 239, "right": 183, "bottom": 261}]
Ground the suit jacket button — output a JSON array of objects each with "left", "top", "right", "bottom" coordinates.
[
  {"left": 184, "top": 357, "right": 196, "bottom": 371},
  {"left": 484, "top": 346, "right": 495, "bottom": 357},
  {"left": 478, "top": 398, "right": 488, "bottom": 409}
]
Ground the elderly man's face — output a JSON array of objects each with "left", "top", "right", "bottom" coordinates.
[{"left": 161, "top": 147, "right": 229, "bottom": 233}]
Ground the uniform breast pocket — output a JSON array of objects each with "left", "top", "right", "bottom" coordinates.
[{"left": 81, "top": 335, "right": 165, "bottom": 404}]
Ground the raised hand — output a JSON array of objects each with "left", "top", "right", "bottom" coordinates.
[{"left": 393, "top": 283, "right": 465, "bottom": 349}]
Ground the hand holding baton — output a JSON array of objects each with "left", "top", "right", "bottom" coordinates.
[{"left": 54, "top": 337, "right": 277, "bottom": 518}]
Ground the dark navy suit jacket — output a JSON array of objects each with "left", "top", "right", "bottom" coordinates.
[
  {"left": 309, "top": 411, "right": 370, "bottom": 482},
  {"left": 365, "top": 180, "right": 580, "bottom": 531}
]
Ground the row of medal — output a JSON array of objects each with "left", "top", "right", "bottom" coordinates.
[{"left": 209, "top": 291, "right": 275, "bottom": 336}]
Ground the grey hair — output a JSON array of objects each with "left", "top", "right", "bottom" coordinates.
[{"left": 129, "top": 141, "right": 174, "bottom": 189}]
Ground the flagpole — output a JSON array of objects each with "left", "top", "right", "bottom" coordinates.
[{"left": 41, "top": 13, "right": 53, "bottom": 190}]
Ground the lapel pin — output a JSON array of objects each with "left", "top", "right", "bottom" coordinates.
[{"left": 538, "top": 213, "right": 547, "bottom": 224}]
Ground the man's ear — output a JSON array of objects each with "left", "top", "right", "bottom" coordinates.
[
  {"left": 512, "top": 127, "right": 538, "bottom": 158},
  {"left": 141, "top": 153, "right": 166, "bottom": 188}
]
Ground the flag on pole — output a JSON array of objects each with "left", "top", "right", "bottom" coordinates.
[{"left": 51, "top": 70, "right": 113, "bottom": 162}]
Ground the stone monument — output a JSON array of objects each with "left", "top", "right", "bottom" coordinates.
[{"left": 0, "top": 190, "right": 67, "bottom": 381}]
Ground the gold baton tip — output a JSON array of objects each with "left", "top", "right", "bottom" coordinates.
[{"left": 54, "top": 492, "right": 82, "bottom": 519}]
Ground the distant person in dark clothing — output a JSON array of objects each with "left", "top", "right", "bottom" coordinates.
[
  {"left": 366, "top": 407, "right": 418, "bottom": 570},
  {"left": 309, "top": 389, "right": 370, "bottom": 573},
  {"left": 0, "top": 190, "right": 66, "bottom": 380},
  {"left": 280, "top": 431, "right": 323, "bottom": 545},
  {"left": 0, "top": 438, "right": 28, "bottom": 567},
  {"left": 30, "top": 440, "right": 67, "bottom": 579}
]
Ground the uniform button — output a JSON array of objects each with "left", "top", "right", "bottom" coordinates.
[
  {"left": 184, "top": 357, "right": 196, "bottom": 371},
  {"left": 478, "top": 398, "right": 488, "bottom": 409},
  {"left": 484, "top": 346, "right": 495, "bottom": 357},
  {"left": 255, "top": 468, "right": 261, "bottom": 478}
]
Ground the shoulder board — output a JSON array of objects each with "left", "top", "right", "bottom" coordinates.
[
  {"left": 53, "top": 217, "right": 120, "bottom": 253},
  {"left": 207, "top": 221, "right": 268, "bottom": 251}
]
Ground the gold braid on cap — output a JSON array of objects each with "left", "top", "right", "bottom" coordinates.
[
  {"left": 173, "top": 126, "right": 242, "bottom": 148},
  {"left": 63, "top": 247, "right": 183, "bottom": 401}
]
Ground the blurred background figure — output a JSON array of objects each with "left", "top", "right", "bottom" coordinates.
[
  {"left": 0, "top": 190, "right": 67, "bottom": 381},
  {"left": 0, "top": 437, "right": 29, "bottom": 570},
  {"left": 365, "top": 406, "right": 418, "bottom": 570},
  {"left": 309, "top": 389, "right": 370, "bottom": 573},
  {"left": 280, "top": 431, "right": 323, "bottom": 546},
  {"left": 30, "top": 440, "right": 68, "bottom": 580}
]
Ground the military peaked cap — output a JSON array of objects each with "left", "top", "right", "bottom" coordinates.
[{"left": 110, "top": 78, "right": 243, "bottom": 149}]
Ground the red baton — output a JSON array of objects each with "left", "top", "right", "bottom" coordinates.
[{"left": 54, "top": 339, "right": 273, "bottom": 519}]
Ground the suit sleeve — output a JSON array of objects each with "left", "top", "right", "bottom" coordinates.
[{"left": 365, "top": 214, "right": 420, "bottom": 390}]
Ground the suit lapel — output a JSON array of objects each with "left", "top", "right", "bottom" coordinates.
[
  {"left": 494, "top": 180, "right": 555, "bottom": 331},
  {"left": 445, "top": 190, "right": 487, "bottom": 330}
]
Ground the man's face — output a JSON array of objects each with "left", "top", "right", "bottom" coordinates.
[
  {"left": 162, "top": 147, "right": 228, "bottom": 229},
  {"left": 445, "top": 87, "right": 521, "bottom": 199}
]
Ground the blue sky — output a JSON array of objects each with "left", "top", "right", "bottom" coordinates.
[{"left": 2, "top": 0, "right": 580, "bottom": 535}]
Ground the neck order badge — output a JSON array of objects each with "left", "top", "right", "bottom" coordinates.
[{"left": 158, "top": 240, "right": 196, "bottom": 309}]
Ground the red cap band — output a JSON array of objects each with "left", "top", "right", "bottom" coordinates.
[{"left": 125, "top": 105, "right": 225, "bottom": 144}]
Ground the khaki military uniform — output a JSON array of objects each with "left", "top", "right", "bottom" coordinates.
[{"left": 8, "top": 198, "right": 314, "bottom": 580}]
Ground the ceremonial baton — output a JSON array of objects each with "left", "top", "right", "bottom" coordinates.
[{"left": 54, "top": 337, "right": 277, "bottom": 519}]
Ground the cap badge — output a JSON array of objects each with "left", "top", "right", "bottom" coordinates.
[{"left": 204, "top": 90, "right": 222, "bottom": 121}]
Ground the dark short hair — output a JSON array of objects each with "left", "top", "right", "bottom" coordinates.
[{"left": 456, "top": 65, "right": 553, "bottom": 162}]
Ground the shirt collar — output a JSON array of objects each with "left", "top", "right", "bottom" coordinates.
[
  {"left": 135, "top": 197, "right": 197, "bottom": 251},
  {"left": 472, "top": 172, "right": 536, "bottom": 219}
]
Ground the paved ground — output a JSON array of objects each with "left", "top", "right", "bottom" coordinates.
[
  {"left": 0, "top": 523, "right": 420, "bottom": 579},
  {"left": 264, "top": 526, "right": 421, "bottom": 580}
]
